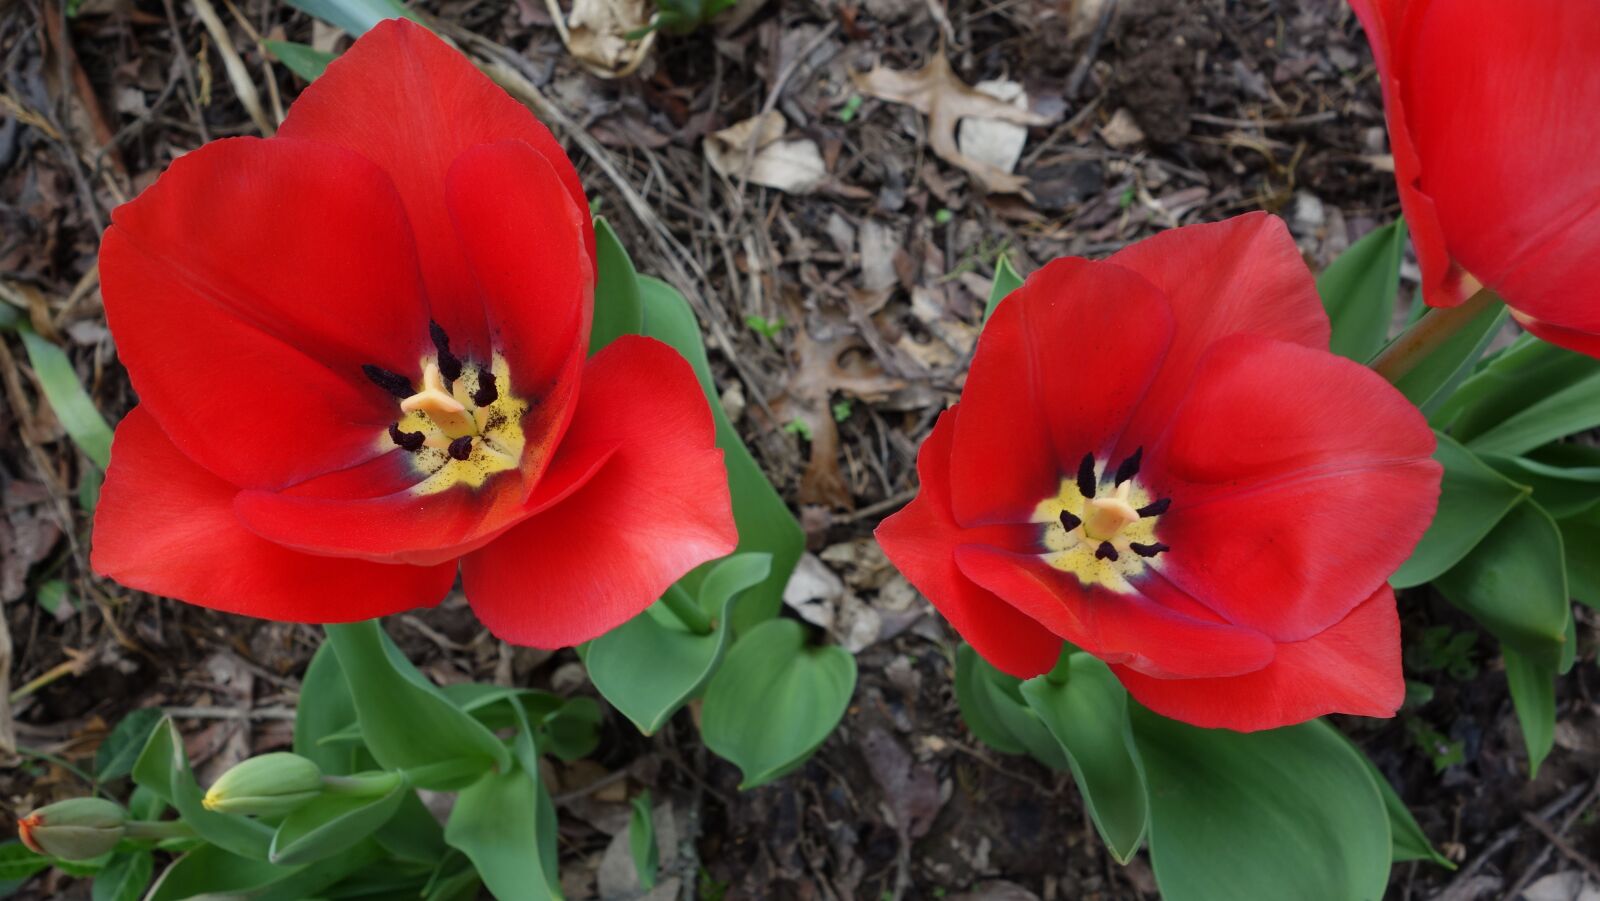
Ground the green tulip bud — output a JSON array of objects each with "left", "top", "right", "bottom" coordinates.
[
  {"left": 18, "top": 798, "right": 127, "bottom": 860},
  {"left": 203, "top": 753, "right": 324, "bottom": 817}
]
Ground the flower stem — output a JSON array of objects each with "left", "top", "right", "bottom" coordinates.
[
  {"left": 1370, "top": 287, "right": 1499, "bottom": 384},
  {"left": 660, "top": 584, "right": 713, "bottom": 635},
  {"left": 125, "top": 820, "right": 196, "bottom": 841},
  {"left": 322, "top": 771, "right": 405, "bottom": 797}
]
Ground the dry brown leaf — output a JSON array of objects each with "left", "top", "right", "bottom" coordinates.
[
  {"left": 956, "top": 80, "right": 1030, "bottom": 178},
  {"left": 852, "top": 53, "right": 1052, "bottom": 194},
  {"left": 704, "top": 112, "right": 827, "bottom": 194},
  {"left": 544, "top": 0, "right": 657, "bottom": 78}
]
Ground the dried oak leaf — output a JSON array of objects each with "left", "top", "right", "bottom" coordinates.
[
  {"left": 704, "top": 112, "right": 827, "bottom": 194},
  {"left": 544, "top": 0, "right": 657, "bottom": 78},
  {"left": 852, "top": 53, "right": 1052, "bottom": 194}
]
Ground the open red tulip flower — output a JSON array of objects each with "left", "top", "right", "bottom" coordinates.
[
  {"left": 91, "top": 21, "right": 736, "bottom": 647},
  {"left": 1351, "top": 0, "right": 1600, "bottom": 357},
  {"left": 877, "top": 214, "right": 1442, "bottom": 732}
]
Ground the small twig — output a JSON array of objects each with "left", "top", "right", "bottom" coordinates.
[
  {"left": 164, "top": 705, "right": 297, "bottom": 720},
  {"left": 1501, "top": 779, "right": 1600, "bottom": 900},
  {"left": 1445, "top": 781, "right": 1590, "bottom": 895},
  {"left": 189, "top": 0, "right": 273, "bottom": 136},
  {"left": 1191, "top": 110, "right": 1341, "bottom": 130},
  {"left": 836, "top": 488, "right": 917, "bottom": 524},
  {"left": 551, "top": 766, "right": 632, "bottom": 806},
  {"left": 1065, "top": 0, "right": 1117, "bottom": 99},
  {"left": 1521, "top": 807, "right": 1600, "bottom": 882},
  {"left": 735, "top": 21, "right": 839, "bottom": 199}
]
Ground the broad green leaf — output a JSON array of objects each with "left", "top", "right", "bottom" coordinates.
[
  {"left": 270, "top": 776, "right": 408, "bottom": 865},
  {"left": 91, "top": 851, "right": 152, "bottom": 901},
  {"left": 132, "top": 719, "right": 274, "bottom": 860},
  {"left": 1338, "top": 736, "right": 1452, "bottom": 868},
  {"left": 294, "top": 641, "right": 360, "bottom": 775},
  {"left": 538, "top": 697, "right": 602, "bottom": 762},
  {"left": 1391, "top": 432, "right": 1527, "bottom": 588},
  {"left": 1504, "top": 647, "right": 1556, "bottom": 779},
  {"left": 1436, "top": 335, "right": 1600, "bottom": 441},
  {"left": 1561, "top": 507, "right": 1600, "bottom": 609},
  {"left": 629, "top": 791, "right": 658, "bottom": 890},
  {"left": 1317, "top": 218, "right": 1406, "bottom": 361},
  {"left": 700, "top": 619, "right": 855, "bottom": 789},
  {"left": 1483, "top": 447, "right": 1600, "bottom": 519},
  {"left": 145, "top": 844, "right": 293, "bottom": 901},
  {"left": 282, "top": 0, "right": 418, "bottom": 36},
  {"left": 590, "top": 217, "right": 643, "bottom": 354},
  {"left": 638, "top": 275, "right": 803, "bottom": 631},
  {"left": 253, "top": 839, "right": 387, "bottom": 901},
  {"left": 1391, "top": 305, "right": 1508, "bottom": 413},
  {"left": 264, "top": 40, "right": 336, "bottom": 81},
  {"left": 373, "top": 791, "right": 447, "bottom": 864},
  {"left": 588, "top": 554, "right": 771, "bottom": 734},
  {"left": 0, "top": 843, "right": 48, "bottom": 882},
  {"left": 317, "top": 860, "right": 436, "bottom": 899},
  {"left": 445, "top": 764, "right": 561, "bottom": 901},
  {"left": 952, "top": 643, "right": 1068, "bottom": 769},
  {"left": 1019, "top": 655, "right": 1148, "bottom": 863},
  {"left": 1434, "top": 501, "right": 1569, "bottom": 669},
  {"left": 19, "top": 327, "right": 112, "bottom": 469},
  {"left": 95, "top": 707, "right": 164, "bottom": 780},
  {"left": 985, "top": 254, "right": 1023, "bottom": 322},
  {"left": 1132, "top": 711, "right": 1391, "bottom": 901},
  {"left": 324, "top": 621, "right": 509, "bottom": 788},
  {"left": 1467, "top": 368, "right": 1600, "bottom": 456}
]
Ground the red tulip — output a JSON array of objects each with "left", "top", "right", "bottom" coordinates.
[
  {"left": 1351, "top": 0, "right": 1600, "bottom": 357},
  {"left": 876, "top": 215, "right": 1441, "bottom": 732},
  {"left": 91, "top": 21, "right": 736, "bottom": 647}
]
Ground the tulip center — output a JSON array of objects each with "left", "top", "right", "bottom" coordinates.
[
  {"left": 1033, "top": 448, "right": 1171, "bottom": 593},
  {"left": 363, "top": 322, "right": 529, "bottom": 494}
]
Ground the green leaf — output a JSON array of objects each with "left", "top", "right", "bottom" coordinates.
[
  {"left": 1467, "top": 367, "right": 1600, "bottom": 456},
  {"left": 1504, "top": 647, "right": 1557, "bottom": 779},
  {"left": 590, "top": 217, "right": 644, "bottom": 354},
  {"left": 445, "top": 765, "right": 561, "bottom": 901},
  {"left": 1391, "top": 305, "right": 1508, "bottom": 413},
  {"left": 1018, "top": 655, "right": 1148, "bottom": 863},
  {"left": 324, "top": 621, "right": 509, "bottom": 788},
  {"left": 270, "top": 776, "right": 408, "bottom": 865},
  {"left": 1391, "top": 432, "right": 1527, "bottom": 588},
  {"left": 1436, "top": 335, "right": 1600, "bottom": 442},
  {"left": 131, "top": 718, "right": 274, "bottom": 860},
  {"left": 281, "top": 0, "right": 418, "bottom": 37},
  {"left": 294, "top": 641, "right": 360, "bottom": 775},
  {"left": 1560, "top": 506, "right": 1600, "bottom": 610},
  {"left": 91, "top": 851, "right": 153, "bottom": 901},
  {"left": 253, "top": 839, "right": 387, "bottom": 901},
  {"left": 588, "top": 554, "right": 771, "bottom": 734},
  {"left": 985, "top": 254, "right": 1023, "bottom": 322},
  {"left": 700, "top": 619, "right": 855, "bottom": 789},
  {"left": 372, "top": 791, "right": 448, "bottom": 865},
  {"left": 629, "top": 791, "right": 658, "bottom": 890},
  {"left": 952, "top": 643, "right": 1068, "bottom": 769},
  {"left": 1434, "top": 501, "right": 1569, "bottom": 670},
  {"left": 1338, "top": 737, "right": 1452, "bottom": 868},
  {"left": 1483, "top": 447, "right": 1600, "bottom": 519},
  {"left": 1132, "top": 711, "right": 1392, "bottom": 901},
  {"left": 638, "top": 275, "right": 803, "bottom": 632},
  {"left": 145, "top": 844, "right": 295, "bottom": 901},
  {"left": 95, "top": 707, "right": 164, "bottom": 781},
  {"left": 0, "top": 843, "right": 48, "bottom": 882},
  {"left": 1317, "top": 218, "right": 1406, "bottom": 361},
  {"left": 18, "top": 327, "right": 113, "bottom": 469},
  {"left": 537, "top": 697, "right": 602, "bottom": 762},
  {"left": 264, "top": 39, "right": 336, "bottom": 81}
]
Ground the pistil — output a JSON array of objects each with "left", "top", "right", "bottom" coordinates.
[
  {"left": 401, "top": 362, "right": 476, "bottom": 438},
  {"left": 1082, "top": 480, "right": 1140, "bottom": 540}
]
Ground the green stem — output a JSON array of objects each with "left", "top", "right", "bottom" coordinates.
[
  {"left": 1043, "top": 645, "right": 1076, "bottom": 686},
  {"left": 125, "top": 820, "right": 196, "bottom": 841},
  {"left": 660, "top": 584, "right": 713, "bottom": 635},
  {"left": 322, "top": 771, "right": 405, "bottom": 797},
  {"left": 1370, "top": 287, "right": 1500, "bottom": 384}
]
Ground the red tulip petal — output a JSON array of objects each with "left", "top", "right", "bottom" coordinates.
[
  {"left": 1397, "top": 0, "right": 1600, "bottom": 333},
  {"left": 444, "top": 139, "right": 593, "bottom": 483},
  {"left": 875, "top": 409, "right": 1062, "bottom": 679},
  {"left": 93, "top": 408, "right": 455, "bottom": 621},
  {"left": 278, "top": 19, "right": 595, "bottom": 359},
  {"left": 1512, "top": 309, "right": 1600, "bottom": 360},
  {"left": 1106, "top": 213, "right": 1330, "bottom": 452},
  {"left": 954, "top": 546, "right": 1276, "bottom": 680},
  {"left": 100, "top": 137, "right": 430, "bottom": 490},
  {"left": 948, "top": 258, "right": 1174, "bottom": 526},
  {"left": 1150, "top": 335, "right": 1439, "bottom": 642},
  {"left": 459, "top": 336, "right": 737, "bottom": 648},
  {"left": 1113, "top": 586, "right": 1404, "bottom": 732}
]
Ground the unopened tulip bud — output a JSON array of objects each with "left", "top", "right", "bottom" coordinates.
[
  {"left": 18, "top": 798, "right": 127, "bottom": 860},
  {"left": 203, "top": 753, "right": 323, "bottom": 817}
]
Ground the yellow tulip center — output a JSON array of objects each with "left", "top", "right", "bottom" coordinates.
[{"left": 1034, "top": 450, "right": 1170, "bottom": 593}]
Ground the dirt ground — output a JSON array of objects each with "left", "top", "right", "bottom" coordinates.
[{"left": 2, "top": 0, "right": 1598, "bottom": 897}]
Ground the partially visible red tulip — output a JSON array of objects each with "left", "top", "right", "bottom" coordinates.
[
  {"left": 876, "top": 214, "right": 1442, "bottom": 732},
  {"left": 1351, "top": 0, "right": 1600, "bottom": 357},
  {"left": 92, "top": 21, "right": 736, "bottom": 647}
]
